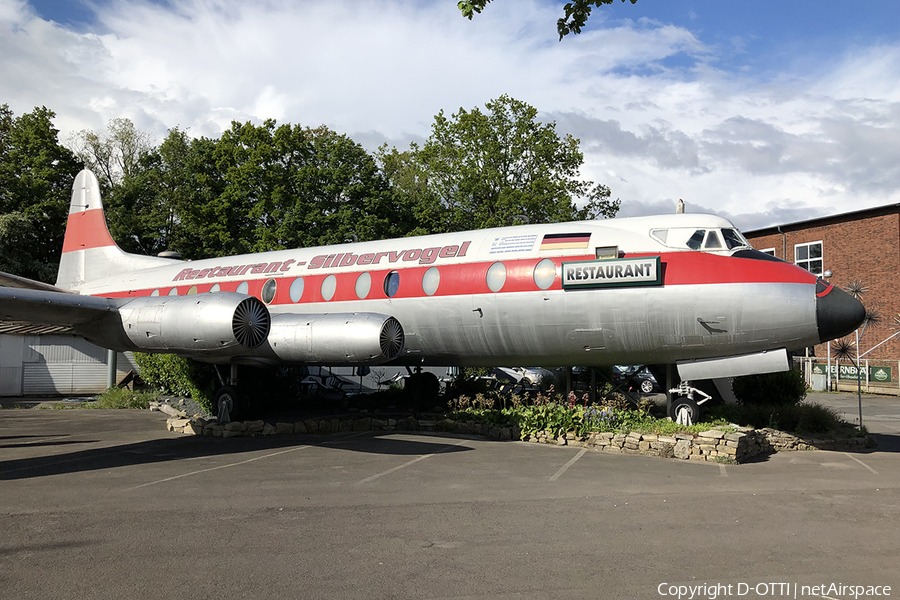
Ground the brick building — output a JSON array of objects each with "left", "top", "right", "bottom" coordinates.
[{"left": 743, "top": 205, "right": 900, "bottom": 385}]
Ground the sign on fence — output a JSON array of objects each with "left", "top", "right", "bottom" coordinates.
[{"left": 811, "top": 363, "right": 893, "bottom": 383}]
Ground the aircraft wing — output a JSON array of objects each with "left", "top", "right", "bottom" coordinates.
[{"left": 0, "top": 286, "right": 117, "bottom": 326}]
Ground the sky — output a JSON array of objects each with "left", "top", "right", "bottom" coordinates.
[{"left": 2, "top": 0, "right": 900, "bottom": 231}]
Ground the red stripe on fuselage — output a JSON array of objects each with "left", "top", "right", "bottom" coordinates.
[
  {"left": 61, "top": 209, "right": 116, "bottom": 253},
  {"left": 636, "top": 251, "right": 817, "bottom": 286},
  {"left": 97, "top": 251, "right": 817, "bottom": 302}
]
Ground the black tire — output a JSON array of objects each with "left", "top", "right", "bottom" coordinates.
[
  {"left": 668, "top": 396, "right": 700, "bottom": 424},
  {"left": 215, "top": 385, "right": 242, "bottom": 423},
  {"left": 640, "top": 379, "right": 655, "bottom": 394}
]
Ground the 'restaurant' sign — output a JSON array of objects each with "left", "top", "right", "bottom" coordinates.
[{"left": 562, "top": 256, "right": 661, "bottom": 289}]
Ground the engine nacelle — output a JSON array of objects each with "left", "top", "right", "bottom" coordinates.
[
  {"left": 80, "top": 292, "right": 271, "bottom": 356},
  {"left": 262, "top": 312, "right": 405, "bottom": 364}
]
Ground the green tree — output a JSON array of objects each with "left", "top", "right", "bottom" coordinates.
[
  {"left": 459, "top": 0, "right": 638, "bottom": 40},
  {"left": 69, "top": 118, "right": 186, "bottom": 257},
  {"left": 172, "top": 120, "right": 407, "bottom": 258},
  {"left": 70, "top": 117, "right": 155, "bottom": 191},
  {"left": 0, "top": 104, "right": 80, "bottom": 281},
  {"left": 0, "top": 212, "right": 56, "bottom": 281},
  {"left": 104, "top": 127, "right": 210, "bottom": 257},
  {"left": 379, "top": 95, "right": 618, "bottom": 234}
]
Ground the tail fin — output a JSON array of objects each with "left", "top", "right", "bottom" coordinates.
[{"left": 56, "top": 169, "right": 176, "bottom": 290}]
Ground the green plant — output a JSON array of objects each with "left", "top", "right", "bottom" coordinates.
[
  {"left": 732, "top": 369, "right": 808, "bottom": 406},
  {"left": 88, "top": 387, "right": 158, "bottom": 409},
  {"left": 133, "top": 352, "right": 215, "bottom": 412},
  {"left": 708, "top": 401, "right": 844, "bottom": 434}
]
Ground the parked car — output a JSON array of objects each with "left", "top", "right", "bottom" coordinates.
[
  {"left": 494, "top": 367, "right": 555, "bottom": 387},
  {"left": 612, "top": 365, "right": 661, "bottom": 394}
]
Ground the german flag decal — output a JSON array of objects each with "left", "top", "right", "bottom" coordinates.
[{"left": 540, "top": 232, "right": 591, "bottom": 250}]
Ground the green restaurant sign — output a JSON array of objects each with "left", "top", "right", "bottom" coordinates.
[{"left": 811, "top": 363, "right": 893, "bottom": 383}]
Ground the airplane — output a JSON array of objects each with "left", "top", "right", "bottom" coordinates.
[{"left": 0, "top": 169, "right": 865, "bottom": 424}]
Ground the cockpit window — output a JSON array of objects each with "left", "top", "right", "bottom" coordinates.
[
  {"left": 686, "top": 229, "right": 705, "bottom": 250},
  {"left": 722, "top": 228, "right": 749, "bottom": 250},
  {"left": 653, "top": 226, "right": 749, "bottom": 253},
  {"left": 703, "top": 231, "right": 722, "bottom": 249}
]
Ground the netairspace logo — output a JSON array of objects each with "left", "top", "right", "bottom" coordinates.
[{"left": 657, "top": 582, "right": 892, "bottom": 599}]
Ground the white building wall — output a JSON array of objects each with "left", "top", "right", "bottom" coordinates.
[
  {"left": 0, "top": 334, "right": 136, "bottom": 396},
  {"left": 0, "top": 334, "right": 25, "bottom": 395}
]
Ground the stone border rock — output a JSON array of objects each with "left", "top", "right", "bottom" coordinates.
[
  {"left": 163, "top": 410, "right": 874, "bottom": 464},
  {"left": 525, "top": 427, "right": 872, "bottom": 463}
]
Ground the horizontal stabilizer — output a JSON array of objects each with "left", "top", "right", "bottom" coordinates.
[{"left": 0, "top": 270, "right": 72, "bottom": 293}]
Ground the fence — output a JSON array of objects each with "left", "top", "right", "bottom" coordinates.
[{"left": 799, "top": 356, "right": 899, "bottom": 395}]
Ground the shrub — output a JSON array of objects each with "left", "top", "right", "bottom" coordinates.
[
  {"left": 133, "top": 353, "right": 215, "bottom": 413},
  {"left": 709, "top": 401, "right": 844, "bottom": 434},
  {"left": 732, "top": 369, "right": 807, "bottom": 406}
]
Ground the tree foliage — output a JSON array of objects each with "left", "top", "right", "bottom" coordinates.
[
  {"left": 164, "top": 121, "right": 408, "bottom": 259},
  {"left": 458, "top": 0, "right": 638, "bottom": 40},
  {"left": 0, "top": 104, "right": 80, "bottom": 281},
  {"left": 70, "top": 118, "right": 155, "bottom": 191},
  {"left": 133, "top": 352, "right": 215, "bottom": 412},
  {"left": 1, "top": 97, "right": 617, "bottom": 279},
  {"left": 379, "top": 95, "right": 618, "bottom": 233}
]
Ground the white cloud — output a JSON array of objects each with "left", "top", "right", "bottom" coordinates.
[{"left": 2, "top": 0, "right": 899, "bottom": 230}]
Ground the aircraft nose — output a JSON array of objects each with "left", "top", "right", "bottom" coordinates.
[{"left": 816, "top": 280, "right": 866, "bottom": 343}]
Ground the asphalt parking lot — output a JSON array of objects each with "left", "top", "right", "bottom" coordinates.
[{"left": 1, "top": 393, "right": 898, "bottom": 600}]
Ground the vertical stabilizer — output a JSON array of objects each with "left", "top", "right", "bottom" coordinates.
[{"left": 55, "top": 169, "right": 177, "bottom": 290}]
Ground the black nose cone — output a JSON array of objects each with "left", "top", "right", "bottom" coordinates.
[{"left": 816, "top": 280, "right": 866, "bottom": 342}]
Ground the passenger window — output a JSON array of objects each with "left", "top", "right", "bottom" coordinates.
[
  {"left": 486, "top": 262, "right": 507, "bottom": 292},
  {"left": 321, "top": 275, "right": 337, "bottom": 301},
  {"left": 289, "top": 277, "right": 304, "bottom": 302},
  {"left": 686, "top": 230, "right": 705, "bottom": 250},
  {"left": 384, "top": 271, "right": 400, "bottom": 298},
  {"left": 533, "top": 258, "right": 556, "bottom": 290},
  {"left": 355, "top": 272, "right": 371, "bottom": 299},
  {"left": 422, "top": 267, "right": 440, "bottom": 296},
  {"left": 261, "top": 278, "right": 277, "bottom": 304}
]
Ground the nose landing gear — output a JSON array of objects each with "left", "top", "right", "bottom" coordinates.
[{"left": 667, "top": 381, "right": 711, "bottom": 426}]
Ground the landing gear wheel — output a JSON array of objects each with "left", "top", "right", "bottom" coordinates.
[
  {"left": 669, "top": 397, "right": 700, "bottom": 426},
  {"left": 640, "top": 379, "right": 654, "bottom": 394},
  {"left": 215, "top": 385, "right": 241, "bottom": 424}
]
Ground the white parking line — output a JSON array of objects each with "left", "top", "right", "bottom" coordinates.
[
  {"left": 354, "top": 439, "right": 469, "bottom": 485},
  {"left": 122, "top": 431, "right": 374, "bottom": 491},
  {"left": 719, "top": 464, "right": 728, "bottom": 477},
  {"left": 549, "top": 448, "right": 587, "bottom": 481},
  {"left": 122, "top": 445, "right": 312, "bottom": 490},
  {"left": 844, "top": 452, "right": 879, "bottom": 475}
]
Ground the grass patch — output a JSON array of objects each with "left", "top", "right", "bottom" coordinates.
[{"left": 84, "top": 388, "right": 158, "bottom": 410}]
